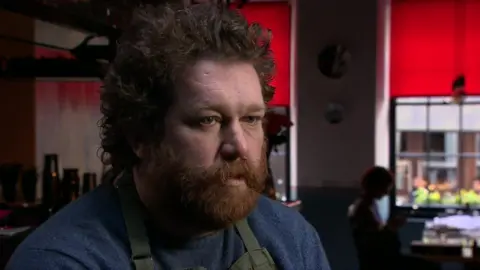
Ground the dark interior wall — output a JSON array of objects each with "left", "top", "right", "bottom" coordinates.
[
  {"left": 0, "top": 11, "right": 36, "bottom": 166},
  {"left": 293, "top": 0, "right": 392, "bottom": 269},
  {"left": 299, "top": 187, "right": 361, "bottom": 270},
  {"left": 294, "top": 0, "right": 384, "bottom": 189}
]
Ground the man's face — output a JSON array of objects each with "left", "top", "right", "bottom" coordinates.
[
  {"left": 139, "top": 60, "right": 267, "bottom": 232},
  {"left": 165, "top": 60, "right": 266, "bottom": 174}
]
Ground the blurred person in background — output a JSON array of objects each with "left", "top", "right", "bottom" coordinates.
[
  {"left": 427, "top": 176, "right": 457, "bottom": 205},
  {"left": 461, "top": 177, "right": 480, "bottom": 206},
  {"left": 348, "top": 166, "right": 439, "bottom": 270},
  {"left": 412, "top": 177, "right": 430, "bottom": 205}
]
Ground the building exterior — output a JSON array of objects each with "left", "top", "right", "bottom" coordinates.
[{"left": 394, "top": 97, "right": 480, "bottom": 206}]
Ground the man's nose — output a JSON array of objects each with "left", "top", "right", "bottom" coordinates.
[{"left": 220, "top": 122, "right": 248, "bottom": 161}]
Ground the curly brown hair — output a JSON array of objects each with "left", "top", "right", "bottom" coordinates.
[{"left": 100, "top": 3, "right": 275, "bottom": 171}]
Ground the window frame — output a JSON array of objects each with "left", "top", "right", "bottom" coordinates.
[
  {"left": 390, "top": 96, "right": 480, "bottom": 217},
  {"left": 266, "top": 105, "right": 292, "bottom": 202}
]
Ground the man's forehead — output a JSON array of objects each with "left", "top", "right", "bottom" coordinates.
[{"left": 175, "top": 60, "right": 265, "bottom": 112}]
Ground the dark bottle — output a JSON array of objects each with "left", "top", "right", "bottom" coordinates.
[
  {"left": 82, "top": 173, "right": 97, "bottom": 194},
  {"left": 21, "top": 167, "right": 38, "bottom": 203},
  {"left": 62, "top": 168, "right": 80, "bottom": 203},
  {"left": 41, "top": 154, "right": 61, "bottom": 212},
  {"left": 0, "top": 163, "right": 22, "bottom": 203}
]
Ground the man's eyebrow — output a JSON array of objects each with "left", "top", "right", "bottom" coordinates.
[
  {"left": 190, "top": 103, "right": 226, "bottom": 112},
  {"left": 190, "top": 103, "right": 267, "bottom": 113},
  {"left": 247, "top": 104, "right": 268, "bottom": 114}
]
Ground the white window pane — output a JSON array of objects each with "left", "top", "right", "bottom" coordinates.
[
  {"left": 466, "top": 96, "right": 480, "bottom": 103},
  {"left": 429, "top": 97, "right": 451, "bottom": 103},
  {"left": 396, "top": 106, "right": 427, "bottom": 130},
  {"left": 444, "top": 132, "right": 459, "bottom": 159},
  {"left": 462, "top": 105, "right": 480, "bottom": 131},
  {"left": 397, "top": 97, "right": 428, "bottom": 104},
  {"left": 428, "top": 105, "right": 460, "bottom": 131}
]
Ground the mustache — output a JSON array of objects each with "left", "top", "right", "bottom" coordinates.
[
  {"left": 141, "top": 142, "right": 268, "bottom": 193},
  {"left": 182, "top": 159, "right": 262, "bottom": 189}
]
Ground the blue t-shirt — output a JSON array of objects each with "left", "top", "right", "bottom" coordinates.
[{"left": 7, "top": 184, "right": 330, "bottom": 270}]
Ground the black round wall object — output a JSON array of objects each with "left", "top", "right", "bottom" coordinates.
[{"left": 317, "top": 45, "right": 351, "bottom": 79}]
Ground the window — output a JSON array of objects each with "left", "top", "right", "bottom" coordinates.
[
  {"left": 399, "top": 132, "right": 407, "bottom": 152},
  {"left": 477, "top": 134, "right": 480, "bottom": 152},
  {"left": 427, "top": 132, "right": 445, "bottom": 153},
  {"left": 394, "top": 97, "right": 480, "bottom": 208},
  {"left": 267, "top": 106, "right": 291, "bottom": 201},
  {"left": 477, "top": 135, "right": 480, "bottom": 179}
]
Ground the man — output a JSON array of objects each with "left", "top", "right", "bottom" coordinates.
[{"left": 7, "top": 3, "right": 330, "bottom": 270}]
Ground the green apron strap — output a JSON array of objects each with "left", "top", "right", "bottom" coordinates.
[
  {"left": 233, "top": 219, "right": 276, "bottom": 270},
  {"left": 115, "top": 171, "right": 275, "bottom": 270},
  {"left": 115, "top": 172, "right": 156, "bottom": 270},
  {"left": 235, "top": 219, "right": 262, "bottom": 252}
]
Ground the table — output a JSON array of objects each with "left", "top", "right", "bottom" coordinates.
[{"left": 410, "top": 237, "right": 480, "bottom": 269}]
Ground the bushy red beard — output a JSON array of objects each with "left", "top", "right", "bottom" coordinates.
[{"left": 138, "top": 143, "right": 267, "bottom": 235}]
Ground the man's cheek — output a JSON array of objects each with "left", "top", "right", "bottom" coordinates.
[{"left": 181, "top": 145, "right": 213, "bottom": 167}]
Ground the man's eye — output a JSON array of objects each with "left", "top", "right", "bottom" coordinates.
[
  {"left": 199, "top": 116, "right": 219, "bottom": 126},
  {"left": 243, "top": 116, "right": 262, "bottom": 125}
]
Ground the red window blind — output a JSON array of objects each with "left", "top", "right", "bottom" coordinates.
[
  {"left": 236, "top": 2, "right": 291, "bottom": 106},
  {"left": 390, "top": 0, "right": 480, "bottom": 97}
]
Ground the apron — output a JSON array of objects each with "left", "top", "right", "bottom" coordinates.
[{"left": 115, "top": 172, "right": 277, "bottom": 270}]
